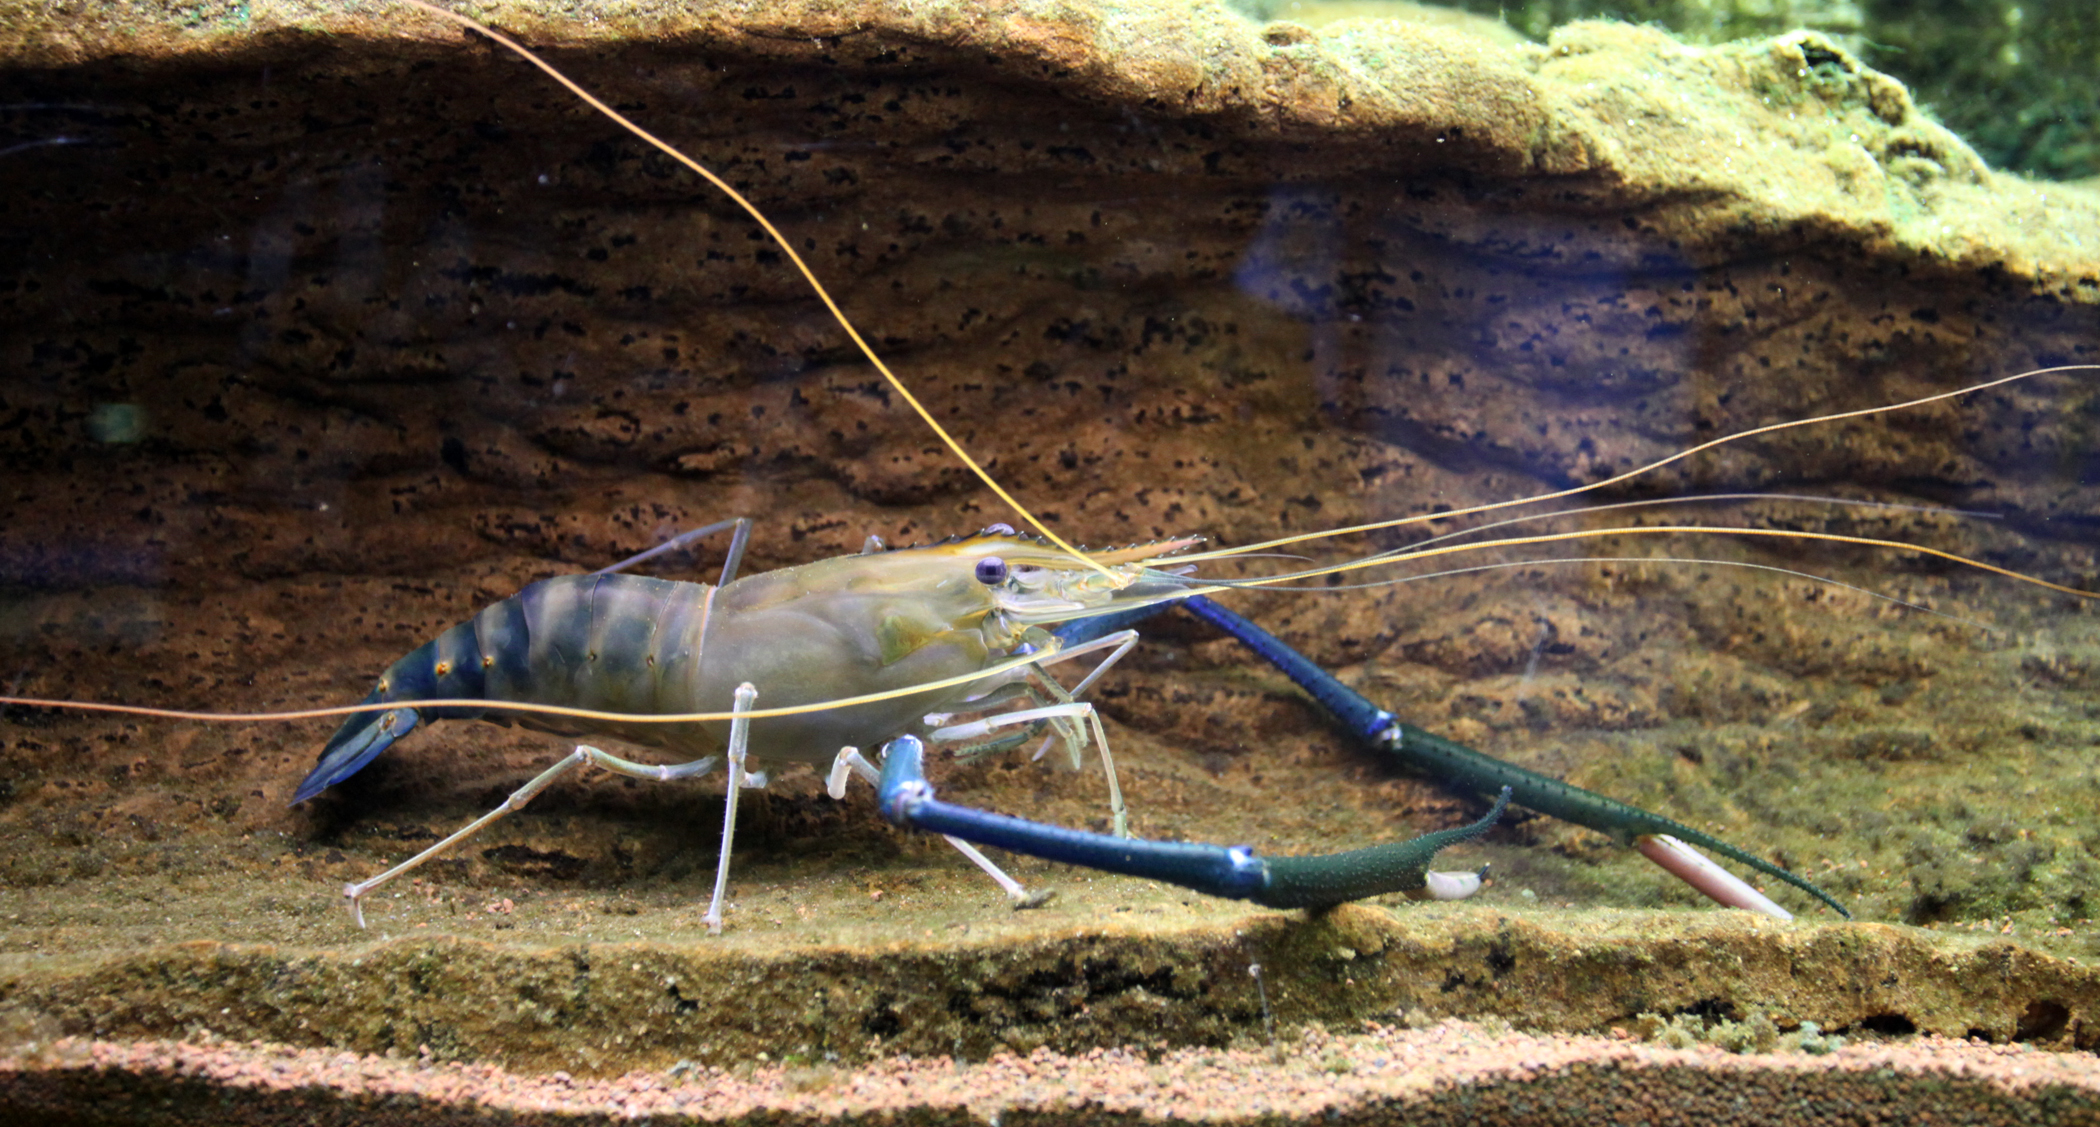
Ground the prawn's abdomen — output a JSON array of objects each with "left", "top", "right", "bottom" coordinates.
[{"left": 294, "top": 574, "right": 718, "bottom": 802}]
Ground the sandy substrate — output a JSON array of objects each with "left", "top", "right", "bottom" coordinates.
[{"left": 6, "top": 1021, "right": 2098, "bottom": 1125}]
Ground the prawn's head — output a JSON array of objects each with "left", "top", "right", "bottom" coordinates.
[{"left": 938, "top": 525, "right": 1203, "bottom": 636}]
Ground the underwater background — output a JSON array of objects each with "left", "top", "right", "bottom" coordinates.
[{"left": 2, "top": 0, "right": 2100, "bottom": 1107}]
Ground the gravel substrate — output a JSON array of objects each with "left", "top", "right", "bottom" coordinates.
[{"left": 5, "top": 1021, "right": 2098, "bottom": 1125}]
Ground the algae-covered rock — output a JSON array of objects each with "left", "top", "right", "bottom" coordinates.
[{"left": 1241, "top": 0, "right": 2100, "bottom": 179}]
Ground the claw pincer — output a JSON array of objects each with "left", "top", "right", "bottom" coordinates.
[{"left": 1053, "top": 595, "right": 1846, "bottom": 920}]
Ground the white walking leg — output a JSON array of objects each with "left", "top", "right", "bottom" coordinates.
[
  {"left": 1031, "top": 629, "right": 1140, "bottom": 702},
  {"left": 931, "top": 701, "right": 1126, "bottom": 837},
  {"left": 702, "top": 682, "right": 760, "bottom": 934},
  {"left": 341, "top": 743, "right": 719, "bottom": 927}
]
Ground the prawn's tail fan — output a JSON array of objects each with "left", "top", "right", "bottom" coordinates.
[
  {"left": 290, "top": 602, "right": 501, "bottom": 804},
  {"left": 292, "top": 693, "right": 422, "bottom": 804}
]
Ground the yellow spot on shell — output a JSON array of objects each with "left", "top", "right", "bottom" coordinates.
[
  {"left": 483, "top": 655, "right": 495, "bottom": 668},
  {"left": 434, "top": 661, "right": 452, "bottom": 676},
  {"left": 876, "top": 614, "right": 948, "bottom": 667}
]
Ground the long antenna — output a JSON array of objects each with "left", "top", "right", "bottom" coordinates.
[{"left": 1173, "top": 363, "right": 2100, "bottom": 565}]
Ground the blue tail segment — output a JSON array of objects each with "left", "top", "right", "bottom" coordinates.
[
  {"left": 877, "top": 734, "right": 1506, "bottom": 909},
  {"left": 291, "top": 696, "right": 422, "bottom": 804},
  {"left": 1170, "top": 594, "right": 1850, "bottom": 918},
  {"left": 292, "top": 604, "right": 498, "bottom": 805}
]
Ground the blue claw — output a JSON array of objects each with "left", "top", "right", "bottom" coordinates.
[
  {"left": 1160, "top": 594, "right": 1850, "bottom": 919},
  {"left": 877, "top": 733, "right": 1508, "bottom": 909},
  {"left": 291, "top": 695, "right": 422, "bottom": 804}
]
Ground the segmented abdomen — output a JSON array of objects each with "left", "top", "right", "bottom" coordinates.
[
  {"left": 296, "top": 574, "right": 718, "bottom": 802},
  {"left": 406, "top": 573, "right": 717, "bottom": 747}
]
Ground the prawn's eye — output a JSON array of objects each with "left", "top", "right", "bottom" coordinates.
[{"left": 975, "top": 556, "right": 1009, "bottom": 585}]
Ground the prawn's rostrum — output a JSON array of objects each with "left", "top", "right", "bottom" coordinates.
[{"left": 910, "top": 530, "right": 1206, "bottom": 629}]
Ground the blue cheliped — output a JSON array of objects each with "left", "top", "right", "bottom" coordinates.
[
  {"left": 1044, "top": 594, "right": 1850, "bottom": 918},
  {"left": 877, "top": 729, "right": 1510, "bottom": 909}
]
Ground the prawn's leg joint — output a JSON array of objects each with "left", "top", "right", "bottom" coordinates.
[{"left": 877, "top": 733, "right": 1508, "bottom": 909}]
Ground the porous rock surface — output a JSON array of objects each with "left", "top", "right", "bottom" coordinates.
[{"left": 3, "top": 0, "right": 2100, "bottom": 1120}]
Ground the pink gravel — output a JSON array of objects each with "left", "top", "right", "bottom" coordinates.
[{"left": 5, "top": 1021, "right": 2098, "bottom": 1124}]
